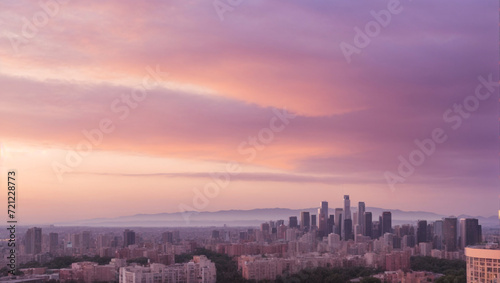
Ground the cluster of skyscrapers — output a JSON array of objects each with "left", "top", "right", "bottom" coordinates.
[
  {"left": 297, "top": 196, "right": 391, "bottom": 241},
  {"left": 288, "top": 196, "right": 482, "bottom": 252}
]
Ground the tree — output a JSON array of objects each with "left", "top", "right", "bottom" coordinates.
[{"left": 360, "top": 277, "right": 382, "bottom": 283}]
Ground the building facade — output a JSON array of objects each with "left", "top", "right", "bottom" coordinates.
[{"left": 465, "top": 245, "right": 500, "bottom": 283}]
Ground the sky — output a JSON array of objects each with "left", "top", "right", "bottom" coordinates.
[{"left": 0, "top": 0, "right": 498, "bottom": 224}]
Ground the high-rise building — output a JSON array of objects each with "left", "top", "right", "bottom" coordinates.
[
  {"left": 434, "top": 220, "right": 443, "bottom": 237},
  {"left": 344, "top": 219, "right": 353, "bottom": 241},
  {"left": 400, "top": 225, "right": 410, "bottom": 237},
  {"left": 334, "top": 208, "right": 343, "bottom": 238},
  {"left": 382, "top": 211, "right": 392, "bottom": 234},
  {"left": 460, "top": 218, "right": 481, "bottom": 249},
  {"left": 478, "top": 225, "right": 482, "bottom": 243},
  {"left": 318, "top": 201, "right": 328, "bottom": 237},
  {"left": 364, "top": 212, "right": 372, "bottom": 238},
  {"left": 211, "top": 230, "right": 220, "bottom": 239},
  {"left": 81, "top": 231, "right": 91, "bottom": 252},
  {"left": 311, "top": 215, "right": 317, "bottom": 228},
  {"left": 123, "top": 229, "right": 136, "bottom": 247},
  {"left": 372, "top": 221, "right": 380, "bottom": 239},
  {"left": 459, "top": 218, "right": 466, "bottom": 249},
  {"left": 25, "top": 227, "right": 42, "bottom": 255},
  {"left": 393, "top": 225, "right": 401, "bottom": 237},
  {"left": 358, "top": 202, "right": 365, "bottom": 235},
  {"left": 162, "top": 231, "right": 174, "bottom": 244},
  {"left": 427, "top": 223, "right": 434, "bottom": 244},
  {"left": 49, "top": 232, "right": 58, "bottom": 254},
  {"left": 433, "top": 220, "right": 443, "bottom": 249},
  {"left": 354, "top": 224, "right": 362, "bottom": 240},
  {"left": 97, "top": 234, "right": 109, "bottom": 250},
  {"left": 261, "top": 223, "right": 270, "bottom": 233},
  {"left": 327, "top": 215, "right": 335, "bottom": 235},
  {"left": 443, "top": 217, "right": 457, "bottom": 252},
  {"left": 71, "top": 233, "right": 81, "bottom": 251},
  {"left": 269, "top": 221, "right": 275, "bottom": 229},
  {"left": 289, "top": 216, "right": 298, "bottom": 228},
  {"left": 344, "top": 195, "right": 351, "bottom": 220},
  {"left": 417, "top": 220, "right": 427, "bottom": 244},
  {"left": 300, "top": 211, "right": 310, "bottom": 232},
  {"left": 378, "top": 216, "right": 383, "bottom": 238},
  {"left": 393, "top": 236, "right": 402, "bottom": 249}
]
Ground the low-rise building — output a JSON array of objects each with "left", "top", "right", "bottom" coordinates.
[{"left": 119, "top": 255, "right": 216, "bottom": 283}]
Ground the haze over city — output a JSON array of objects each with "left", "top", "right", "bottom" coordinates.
[{"left": 0, "top": 0, "right": 498, "bottom": 225}]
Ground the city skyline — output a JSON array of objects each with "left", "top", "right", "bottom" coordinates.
[
  {"left": 0, "top": 0, "right": 498, "bottom": 225},
  {"left": 26, "top": 197, "right": 499, "bottom": 227},
  {"left": 0, "top": 195, "right": 492, "bottom": 281}
]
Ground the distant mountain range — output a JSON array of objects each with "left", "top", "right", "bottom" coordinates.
[{"left": 55, "top": 207, "right": 499, "bottom": 228}]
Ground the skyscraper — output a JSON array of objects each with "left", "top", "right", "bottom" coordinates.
[
  {"left": 261, "top": 223, "right": 270, "bottom": 233},
  {"left": 417, "top": 220, "right": 428, "bottom": 244},
  {"left": 382, "top": 211, "right": 392, "bottom": 234},
  {"left": 318, "top": 201, "right": 328, "bottom": 237},
  {"left": 123, "top": 229, "right": 136, "bottom": 247},
  {"left": 344, "top": 195, "right": 351, "bottom": 220},
  {"left": 289, "top": 216, "right": 298, "bottom": 228},
  {"left": 434, "top": 220, "right": 443, "bottom": 238},
  {"left": 358, "top": 202, "right": 365, "bottom": 235},
  {"left": 372, "top": 221, "right": 380, "bottom": 239},
  {"left": 81, "top": 231, "right": 91, "bottom": 252},
  {"left": 459, "top": 218, "right": 466, "bottom": 249},
  {"left": 364, "top": 212, "right": 372, "bottom": 238},
  {"left": 443, "top": 217, "right": 457, "bottom": 252},
  {"left": 344, "top": 219, "right": 353, "bottom": 241},
  {"left": 71, "top": 233, "right": 81, "bottom": 251},
  {"left": 334, "top": 208, "right": 343, "bottom": 238},
  {"left": 162, "top": 231, "right": 174, "bottom": 244},
  {"left": 311, "top": 215, "right": 317, "bottom": 228},
  {"left": 378, "top": 216, "right": 383, "bottom": 237},
  {"left": 427, "top": 223, "right": 434, "bottom": 244},
  {"left": 300, "top": 211, "right": 310, "bottom": 232},
  {"left": 97, "top": 234, "right": 109, "bottom": 250},
  {"left": 25, "top": 227, "right": 42, "bottom": 255},
  {"left": 433, "top": 220, "right": 444, "bottom": 250},
  {"left": 49, "top": 232, "right": 59, "bottom": 254},
  {"left": 328, "top": 215, "right": 335, "bottom": 235},
  {"left": 461, "top": 218, "right": 481, "bottom": 249}
]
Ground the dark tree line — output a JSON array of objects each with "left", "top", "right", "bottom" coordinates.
[
  {"left": 410, "top": 256, "right": 466, "bottom": 283},
  {"left": 274, "top": 266, "right": 381, "bottom": 283},
  {"left": 20, "top": 255, "right": 111, "bottom": 270}
]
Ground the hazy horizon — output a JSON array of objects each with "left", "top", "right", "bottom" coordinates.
[
  {"left": 12, "top": 204, "right": 499, "bottom": 227},
  {"left": 0, "top": 0, "right": 498, "bottom": 224}
]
